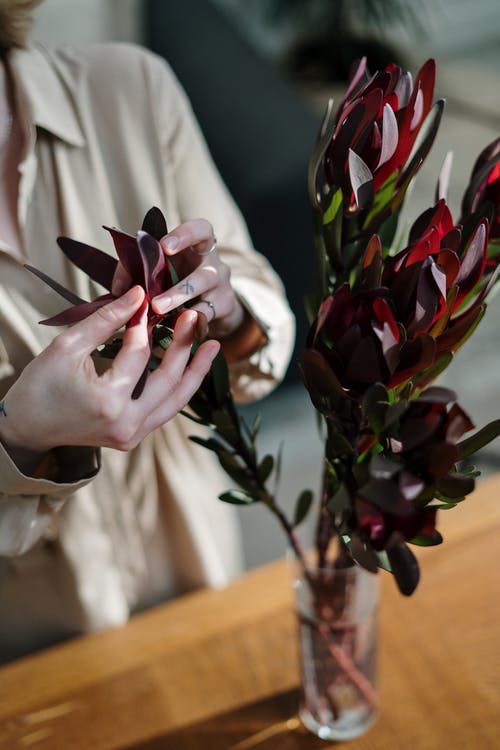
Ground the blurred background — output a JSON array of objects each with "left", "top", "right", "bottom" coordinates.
[{"left": 32, "top": 0, "right": 500, "bottom": 570}]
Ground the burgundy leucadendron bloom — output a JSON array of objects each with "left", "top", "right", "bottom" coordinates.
[
  {"left": 351, "top": 386, "right": 475, "bottom": 593},
  {"left": 305, "top": 282, "right": 399, "bottom": 395},
  {"left": 26, "top": 207, "right": 197, "bottom": 397},
  {"left": 461, "top": 136, "right": 500, "bottom": 241},
  {"left": 382, "top": 200, "right": 491, "bottom": 359},
  {"left": 323, "top": 58, "right": 438, "bottom": 211}
]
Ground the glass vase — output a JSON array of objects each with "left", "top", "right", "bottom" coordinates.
[{"left": 293, "top": 560, "right": 379, "bottom": 741}]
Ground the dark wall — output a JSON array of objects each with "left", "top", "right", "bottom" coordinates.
[{"left": 144, "top": 0, "right": 320, "bottom": 384}]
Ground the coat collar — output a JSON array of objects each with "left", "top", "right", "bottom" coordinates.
[{"left": 10, "top": 44, "right": 86, "bottom": 147}]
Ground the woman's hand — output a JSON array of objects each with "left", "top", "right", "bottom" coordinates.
[
  {"left": 112, "top": 219, "right": 246, "bottom": 340},
  {"left": 0, "top": 286, "right": 220, "bottom": 467}
]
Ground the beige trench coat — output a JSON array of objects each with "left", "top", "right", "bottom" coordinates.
[{"left": 0, "top": 43, "right": 295, "bottom": 661}]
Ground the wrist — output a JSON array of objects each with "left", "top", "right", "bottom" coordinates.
[{"left": 219, "top": 308, "right": 268, "bottom": 364}]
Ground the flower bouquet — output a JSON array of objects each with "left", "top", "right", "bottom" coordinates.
[{"left": 27, "top": 56, "right": 500, "bottom": 741}]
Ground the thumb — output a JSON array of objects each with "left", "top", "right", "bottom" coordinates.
[{"left": 64, "top": 286, "right": 146, "bottom": 355}]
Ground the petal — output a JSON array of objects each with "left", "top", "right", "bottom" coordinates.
[
  {"left": 377, "top": 103, "right": 399, "bottom": 169},
  {"left": 410, "top": 87, "right": 424, "bottom": 131},
  {"left": 348, "top": 149, "right": 374, "bottom": 210},
  {"left": 394, "top": 70, "right": 413, "bottom": 108},
  {"left": 455, "top": 220, "right": 487, "bottom": 297},
  {"left": 436, "top": 151, "right": 454, "bottom": 202}
]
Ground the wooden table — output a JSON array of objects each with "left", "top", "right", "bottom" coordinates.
[{"left": 1, "top": 475, "right": 500, "bottom": 750}]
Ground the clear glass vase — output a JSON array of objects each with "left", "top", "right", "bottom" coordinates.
[{"left": 293, "top": 560, "right": 379, "bottom": 741}]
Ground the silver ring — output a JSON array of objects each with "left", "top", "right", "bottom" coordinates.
[
  {"left": 193, "top": 235, "right": 217, "bottom": 256},
  {"left": 200, "top": 299, "right": 216, "bottom": 321}
]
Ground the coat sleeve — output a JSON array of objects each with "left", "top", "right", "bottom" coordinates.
[
  {"left": 152, "top": 54, "right": 296, "bottom": 403},
  {"left": 0, "top": 443, "right": 100, "bottom": 556}
]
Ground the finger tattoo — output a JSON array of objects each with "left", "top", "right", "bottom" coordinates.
[
  {"left": 0, "top": 401, "right": 7, "bottom": 417},
  {"left": 181, "top": 280, "right": 194, "bottom": 295}
]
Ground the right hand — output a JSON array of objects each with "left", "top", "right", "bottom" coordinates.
[{"left": 0, "top": 286, "right": 220, "bottom": 465}]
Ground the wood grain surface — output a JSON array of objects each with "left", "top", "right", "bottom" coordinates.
[{"left": 1, "top": 474, "right": 500, "bottom": 749}]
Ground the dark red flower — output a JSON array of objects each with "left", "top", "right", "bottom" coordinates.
[
  {"left": 348, "top": 386, "right": 476, "bottom": 593},
  {"left": 26, "top": 207, "right": 196, "bottom": 397},
  {"left": 324, "top": 58, "right": 437, "bottom": 210},
  {"left": 383, "top": 200, "right": 489, "bottom": 341},
  {"left": 461, "top": 137, "right": 500, "bottom": 240},
  {"left": 306, "top": 283, "right": 399, "bottom": 393}
]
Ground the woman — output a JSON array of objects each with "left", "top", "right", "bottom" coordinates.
[{"left": 0, "top": 1, "right": 294, "bottom": 661}]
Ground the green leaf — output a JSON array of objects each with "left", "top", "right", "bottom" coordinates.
[
  {"left": 187, "top": 393, "right": 214, "bottom": 423},
  {"left": 375, "top": 550, "right": 392, "bottom": 572},
  {"left": 293, "top": 489, "right": 314, "bottom": 527},
  {"left": 218, "top": 489, "right": 256, "bottom": 505},
  {"left": 217, "top": 453, "right": 255, "bottom": 494},
  {"left": 410, "top": 530, "right": 444, "bottom": 547},
  {"left": 363, "top": 171, "right": 398, "bottom": 229},
  {"left": 189, "top": 435, "right": 230, "bottom": 453},
  {"left": 435, "top": 474, "right": 475, "bottom": 499},
  {"left": 257, "top": 454, "right": 274, "bottom": 483},
  {"left": 180, "top": 409, "right": 211, "bottom": 426},
  {"left": 457, "top": 419, "right": 500, "bottom": 460},
  {"left": 322, "top": 188, "right": 343, "bottom": 225},
  {"left": 252, "top": 413, "right": 261, "bottom": 439},
  {"left": 274, "top": 441, "right": 284, "bottom": 491},
  {"left": 209, "top": 351, "right": 231, "bottom": 408},
  {"left": 211, "top": 409, "right": 240, "bottom": 445},
  {"left": 167, "top": 257, "right": 178, "bottom": 285}
]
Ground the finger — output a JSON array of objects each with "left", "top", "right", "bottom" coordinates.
[
  {"left": 159, "top": 218, "right": 215, "bottom": 256},
  {"left": 111, "top": 262, "right": 133, "bottom": 296},
  {"left": 140, "top": 309, "right": 199, "bottom": 408},
  {"left": 189, "top": 290, "right": 233, "bottom": 324},
  {"left": 110, "top": 298, "right": 151, "bottom": 386},
  {"left": 138, "top": 339, "right": 220, "bottom": 437},
  {"left": 62, "top": 286, "right": 146, "bottom": 357},
  {"left": 151, "top": 262, "right": 219, "bottom": 314}
]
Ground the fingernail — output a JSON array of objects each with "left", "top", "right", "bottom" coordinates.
[
  {"left": 209, "top": 341, "right": 221, "bottom": 360},
  {"left": 121, "top": 285, "right": 143, "bottom": 304},
  {"left": 153, "top": 296, "right": 171, "bottom": 314},
  {"left": 162, "top": 236, "right": 179, "bottom": 253}
]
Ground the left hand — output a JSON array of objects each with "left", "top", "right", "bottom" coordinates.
[{"left": 112, "top": 219, "right": 245, "bottom": 339}]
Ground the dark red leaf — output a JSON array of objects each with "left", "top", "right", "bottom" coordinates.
[
  {"left": 136, "top": 231, "right": 172, "bottom": 298},
  {"left": 25, "top": 264, "right": 86, "bottom": 306},
  {"left": 104, "top": 226, "right": 144, "bottom": 285},
  {"left": 56, "top": 237, "right": 117, "bottom": 291},
  {"left": 40, "top": 294, "right": 114, "bottom": 325},
  {"left": 386, "top": 534, "right": 420, "bottom": 595},
  {"left": 141, "top": 206, "right": 168, "bottom": 240}
]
